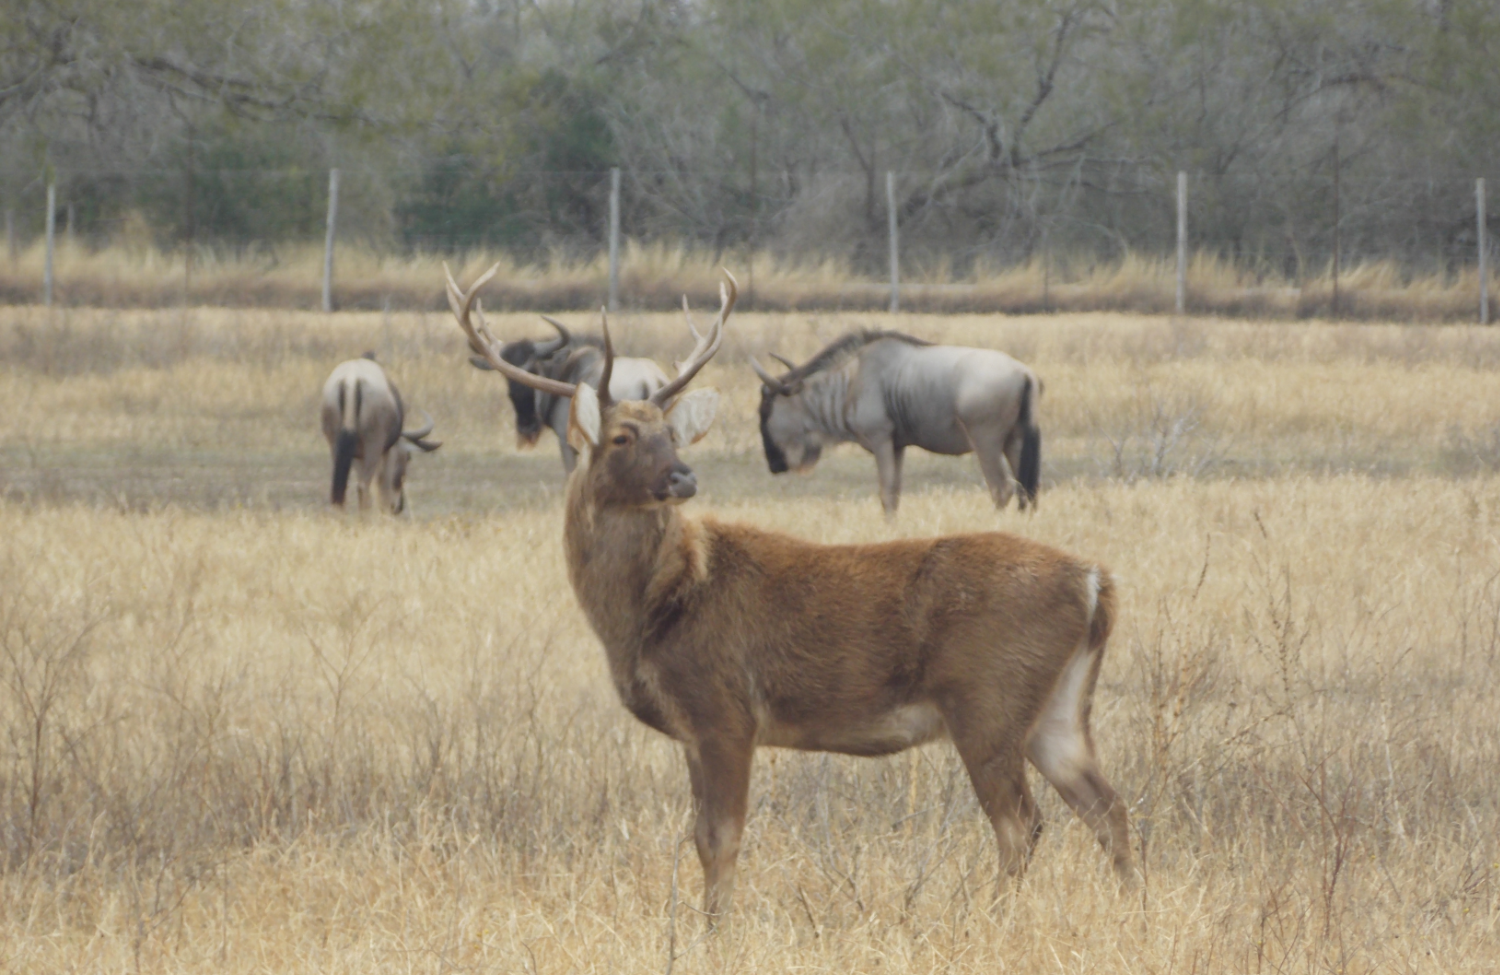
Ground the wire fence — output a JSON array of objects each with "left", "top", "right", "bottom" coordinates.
[{"left": 2, "top": 165, "right": 1495, "bottom": 320}]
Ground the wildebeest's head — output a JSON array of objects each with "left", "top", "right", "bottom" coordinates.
[
  {"left": 385, "top": 413, "right": 442, "bottom": 515},
  {"left": 752, "top": 358, "right": 822, "bottom": 474},
  {"left": 470, "top": 319, "right": 572, "bottom": 448},
  {"left": 499, "top": 340, "right": 545, "bottom": 446}
]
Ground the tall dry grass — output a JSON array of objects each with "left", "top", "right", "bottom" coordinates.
[
  {"left": 1, "top": 307, "right": 1499, "bottom": 971},
  {"left": 3, "top": 239, "right": 1496, "bottom": 320},
  {"left": 2, "top": 478, "right": 1498, "bottom": 972}
]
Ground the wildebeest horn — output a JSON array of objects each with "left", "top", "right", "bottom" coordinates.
[
  {"left": 537, "top": 316, "right": 572, "bottom": 357},
  {"left": 770, "top": 353, "right": 797, "bottom": 371},
  {"left": 403, "top": 409, "right": 436, "bottom": 441},
  {"left": 751, "top": 357, "right": 786, "bottom": 392},
  {"left": 597, "top": 307, "right": 615, "bottom": 409}
]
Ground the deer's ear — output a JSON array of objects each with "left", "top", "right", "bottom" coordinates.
[
  {"left": 568, "top": 383, "right": 601, "bottom": 452},
  {"left": 665, "top": 388, "right": 719, "bottom": 445}
]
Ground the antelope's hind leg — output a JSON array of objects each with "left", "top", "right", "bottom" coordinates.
[
  {"left": 684, "top": 737, "right": 754, "bottom": 924},
  {"left": 1026, "top": 648, "right": 1138, "bottom": 887}
]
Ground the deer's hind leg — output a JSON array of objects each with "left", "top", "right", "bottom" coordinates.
[
  {"left": 944, "top": 702, "right": 1042, "bottom": 885},
  {"left": 1026, "top": 646, "right": 1138, "bottom": 887}
]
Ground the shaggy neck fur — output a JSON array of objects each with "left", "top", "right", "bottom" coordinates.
[
  {"left": 798, "top": 364, "right": 857, "bottom": 442},
  {"left": 563, "top": 470, "right": 710, "bottom": 722}
]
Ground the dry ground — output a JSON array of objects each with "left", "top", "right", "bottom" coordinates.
[{"left": 1, "top": 305, "right": 1499, "bottom": 973}]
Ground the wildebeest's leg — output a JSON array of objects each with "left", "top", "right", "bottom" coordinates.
[
  {"left": 1026, "top": 648, "right": 1138, "bottom": 887},
  {"left": 1003, "top": 430, "right": 1031, "bottom": 510},
  {"left": 552, "top": 405, "right": 578, "bottom": 473},
  {"left": 355, "top": 449, "right": 380, "bottom": 512},
  {"left": 960, "top": 419, "right": 1017, "bottom": 509},
  {"left": 873, "top": 439, "right": 904, "bottom": 515},
  {"left": 685, "top": 737, "right": 754, "bottom": 923}
]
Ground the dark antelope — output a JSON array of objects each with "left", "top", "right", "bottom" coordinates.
[
  {"left": 466, "top": 310, "right": 668, "bottom": 473},
  {"left": 320, "top": 356, "right": 441, "bottom": 514},
  {"left": 753, "top": 331, "right": 1042, "bottom": 514},
  {"left": 448, "top": 267, "right": 1136, "bottom": 919}
]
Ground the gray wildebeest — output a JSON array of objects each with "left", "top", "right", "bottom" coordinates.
[
  {"left": 447, "top": 265, "right": 1137, "bottom": 922},
  {"left": 753, "top": 331, "right": 1042, "bottom": 515},
  {"left": 464, "top": 304, "right": 668, "bottom": 473},
  {"left": 321, "top": 355, "right": 442, "bottom": 514}
]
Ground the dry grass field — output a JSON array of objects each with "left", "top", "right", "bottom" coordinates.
[
  {"left": 2, "top": 303, "right": 1500, "bottom": 972},
  {"left": 4, "top": 239, "right": 1497, "bottom": 320}
]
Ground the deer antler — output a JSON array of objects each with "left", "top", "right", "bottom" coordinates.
[
  {"left": 651, "top": 269, "right": 738, "bottom": 407},
  {"left": 597, "top": 306, "right": 615, "bottom": 409},
  {"left": 444, "top": 262, "right": 578, "bottom": 398}
]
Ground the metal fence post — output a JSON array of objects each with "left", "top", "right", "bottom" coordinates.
[
  {"left": 44, "top": 182, "right": 55, "bottom": 307},
  {"left": 887, "top": 171, "right": 899, "bottom": 313},
  {"left": 608, "top": 167, "right": 621, "bottom": 313},
  {"left": 1176, "top": 171, "right": 1187, "bottom": 315},
  {"left": 322, "top": 168, "right": 339, "bottom": 313},
  {"left": 1479, "top": 177, "right": 1489, "bottom": 325}
]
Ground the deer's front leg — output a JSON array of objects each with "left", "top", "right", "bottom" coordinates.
[{"left": 684, "top": 737, "right": 753, "bottom": 923}]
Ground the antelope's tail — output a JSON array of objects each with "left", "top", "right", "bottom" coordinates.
[
  {"left": 1017, "top": 374, "right": 1041, "bottom": 507},
  {"left": 331, "top": 379, "right": 361, "bottom": 505}
]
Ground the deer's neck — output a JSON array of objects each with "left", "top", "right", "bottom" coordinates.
[{"left": 563, "top": 483, "right": 710, "bottom": 696}]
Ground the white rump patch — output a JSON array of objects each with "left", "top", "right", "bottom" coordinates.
[
  {"left": 666, "top": 388, "right": 719, "bottom": 445},
  {"left": 1027, "top": 648, "right": 1093, "bottom": 783},
  {"left": 1084, "top": 567, "right": 1101, "bottom": 619},
  {"left": 568, "top": 382, "right": 601, "bottom": 451}
]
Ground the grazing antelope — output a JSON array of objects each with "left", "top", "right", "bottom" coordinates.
[
  {"left": 320, "top": 355, "right": 442, "bottom": 514},
  {"left": 447, "top": 265, "right": 1137, "bottom": 919},
  {"left": 467, "top": 314, "right": 669, "bottom": 472},
  {"left": 753, "top": 333, "right": 1042, "bottom": 514}
]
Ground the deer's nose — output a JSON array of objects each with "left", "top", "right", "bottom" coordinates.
[{"left": 666, "top": 463, "right": 697, "bottom": 500}]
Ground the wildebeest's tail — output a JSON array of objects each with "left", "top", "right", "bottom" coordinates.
[
  {"left": 331, "top": 379, "right": 361, "bottom": 505},
  {"left": 1017, "top": 374, "right": 1041, "bottom": 508}
]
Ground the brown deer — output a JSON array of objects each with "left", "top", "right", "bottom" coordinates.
[{"left": 445, "top": 264, "right": 1138, "bottom": 919}]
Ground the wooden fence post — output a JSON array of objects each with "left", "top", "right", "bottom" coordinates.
[
  {"left": 322, "top": 168, "right": 339, "bottom": 313},
  {"left": 887, "top": 171, "right": 899, "bottom": 313},
  {"left": 609, "top": 166, "right": 621, "bottom": 313}
]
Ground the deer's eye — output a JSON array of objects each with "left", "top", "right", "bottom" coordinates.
[{"left": 612, "top": 434, "right": 630, "bottom": 446}]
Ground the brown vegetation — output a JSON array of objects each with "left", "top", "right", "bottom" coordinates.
[
  {"left": 3, "top": 241, "right": 1497, "bottom": 321},
  {"left": 0, "top": 306, "right": 1499, "bottom": 971}
]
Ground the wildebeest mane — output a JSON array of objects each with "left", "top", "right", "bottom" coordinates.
[{"left": 784, "top": 329, "right": 931, "bottom": 381}]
